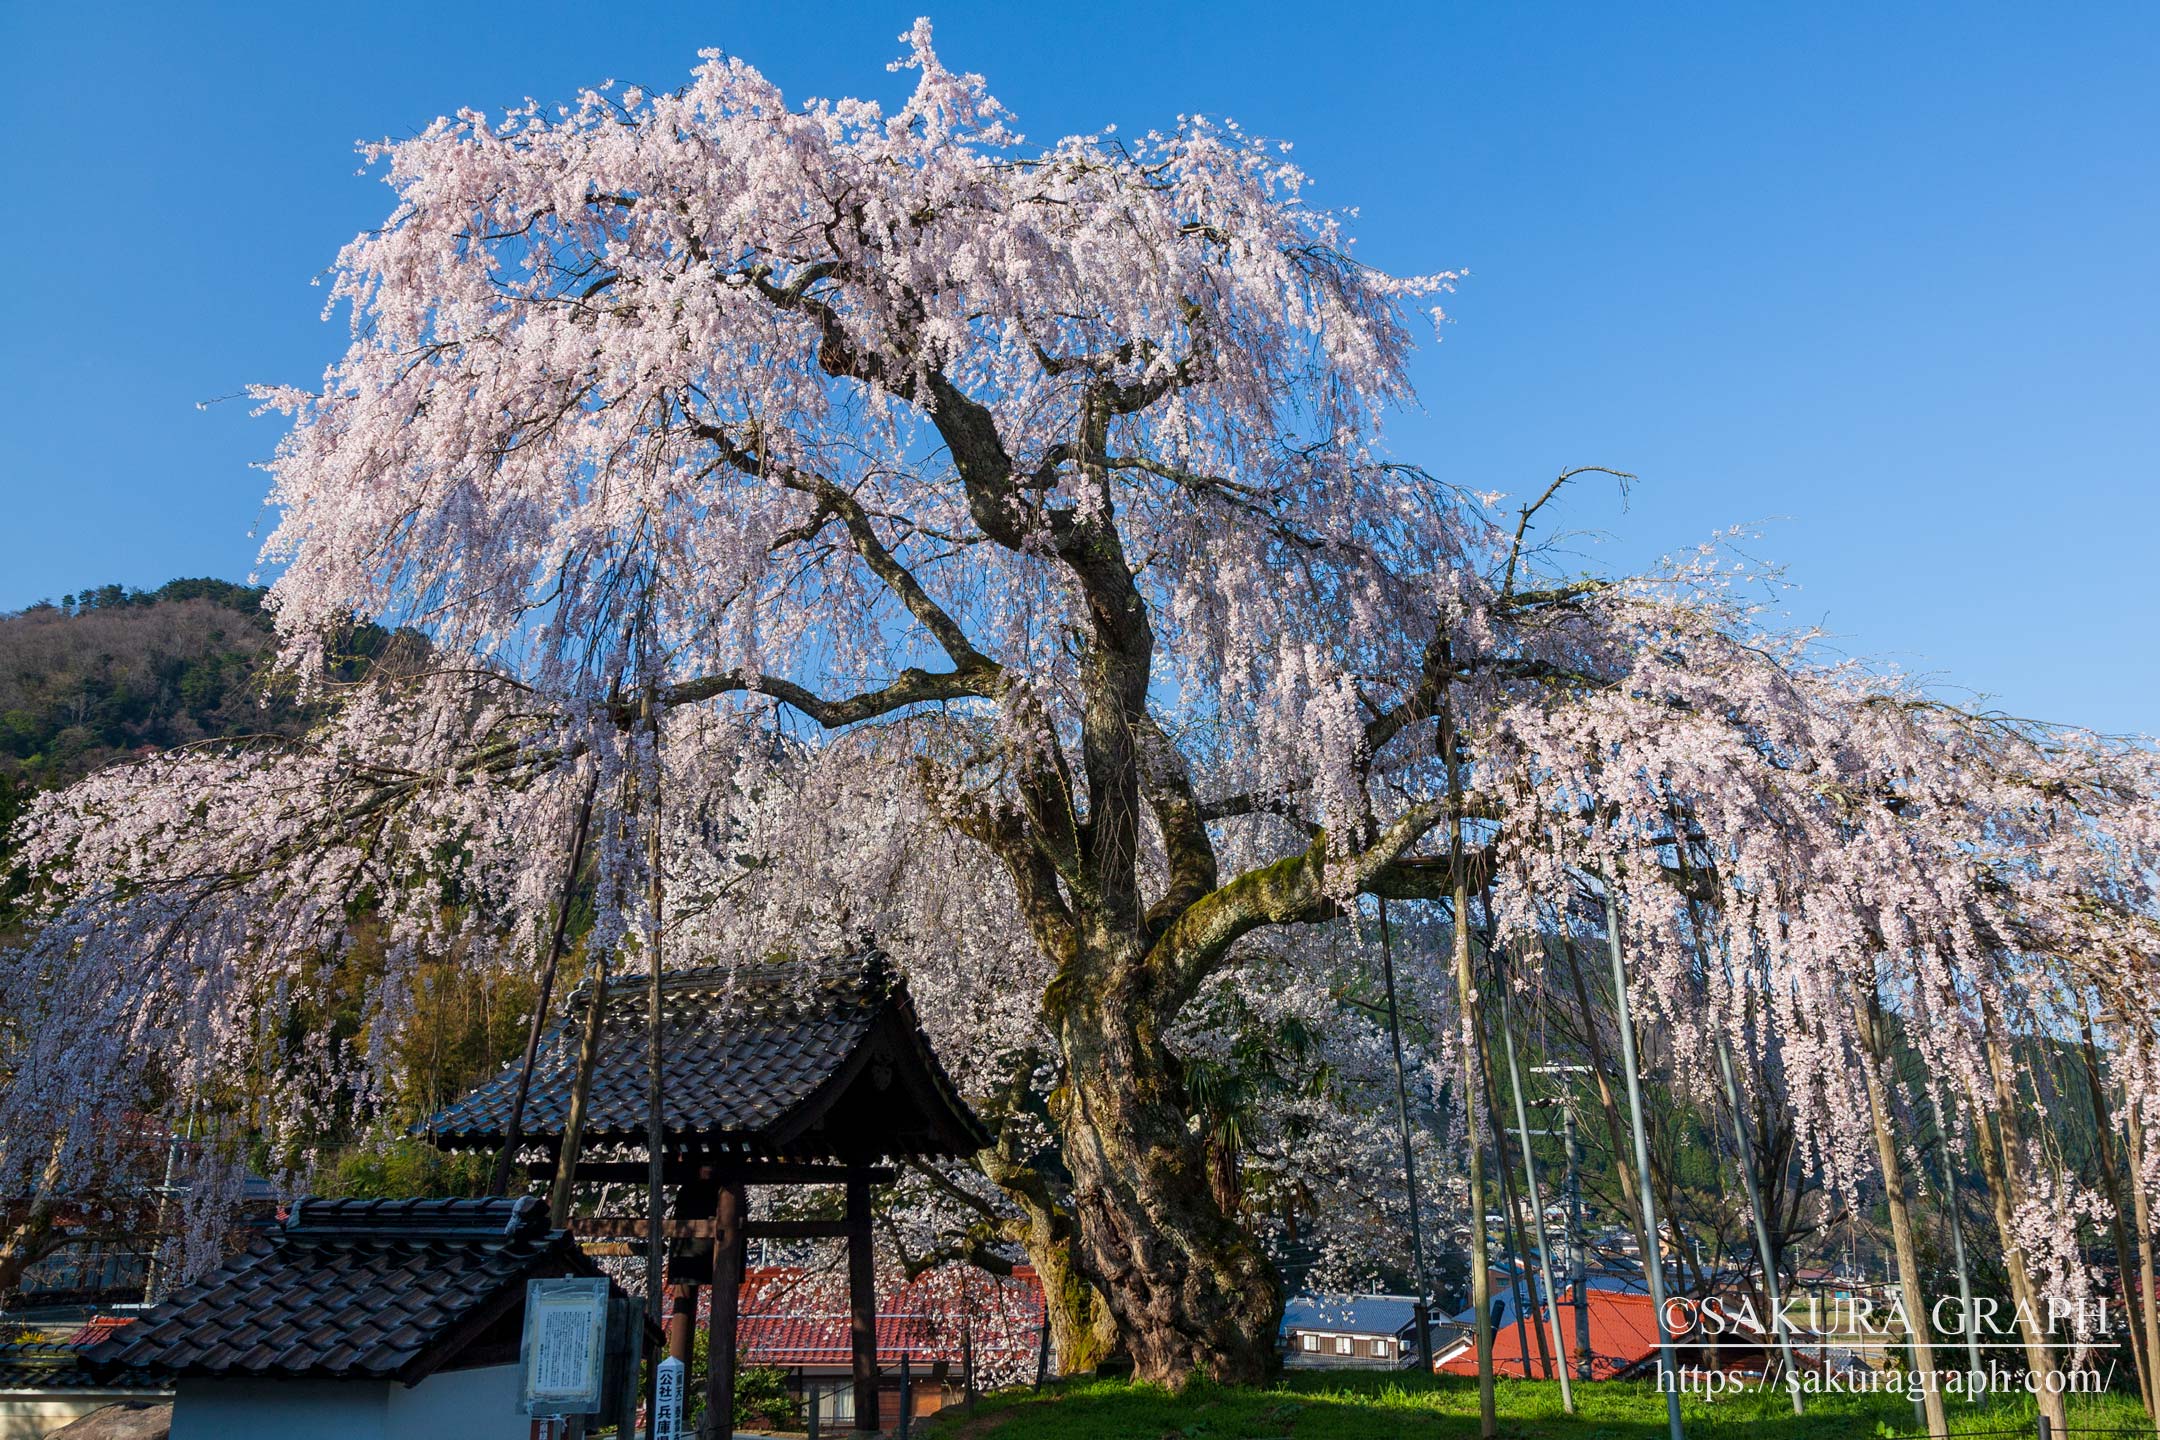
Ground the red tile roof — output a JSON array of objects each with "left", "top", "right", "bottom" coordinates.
[
  {"left": 63, "top": 1316, "right": 137, "bottom": 1348},
  {"left": 1437, "top": 1290, "right": 1663, "bottom": 1381},
  {"left": 716, "top": 1265, "right": 1044, "bottom": 1371}
]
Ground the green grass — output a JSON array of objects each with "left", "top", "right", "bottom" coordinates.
[{"left": 915, "top": 1372, "right": 2153, "bottom": 1440}]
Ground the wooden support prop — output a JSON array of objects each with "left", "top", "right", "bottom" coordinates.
[
  {"left": 846, "top": 1169, "right": 878, "bottom": 1432},
  {"left": 704, "top": 1182, "right": 746, "bottom": 1440}
]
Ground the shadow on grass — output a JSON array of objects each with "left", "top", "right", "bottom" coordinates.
[{"left": 917, "top": 1370, "right": 2151, "bottom": 1440}]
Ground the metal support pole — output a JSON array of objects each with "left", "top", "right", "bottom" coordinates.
[
  {"left": 1714, "top": 1034, "right": 1804, "bottom": 1412},
  {"left": 1377, "top": 898, "right": 1438, "bottom": 1370},
  {"left": 1600, "top": 874, "right": 1685, "bottom": 1440},
  {"left": 641, "top": 688, "right": 670, "bottom": 1329},
  {"left": 1912, "top": 983, "right": 1983, "bottom": 1400},
  {"left": 1499, "top": 965, "right": 1574, "bottom": 1411},
  {"left": 1938, "top": 1108, "right": 1982, "bottom": 1399}
]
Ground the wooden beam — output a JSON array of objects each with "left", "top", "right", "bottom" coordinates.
[
  {"left": 847, "top": 1168, "right": 877, "bottom": 1432},
  {"left": 705, "top": 1182, "right": 745, "bottom": 1440},
  {"left": 528, "top": 1160, "right": 897, "bottom": 1187},
  {"left": 574, "top": 1216, "right": 849, "bottom": 1242},
  {"left": 746, "top": 1220, "right": 849, "bottom": 1241}
]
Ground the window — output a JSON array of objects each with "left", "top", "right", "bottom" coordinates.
[
  {"left": 1373, "top": 1338, "right": 1391, "bottom": 1357},
  {"left": 1335, "top": 1335, "right": 1352, "bottom": 1355}
]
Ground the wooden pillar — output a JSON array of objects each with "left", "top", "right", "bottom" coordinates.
[
  {"left": 846, "top": 1168, "right": 877, "bottom": 1432},
  {"left": 704, "top": 1181, "right": 745, "bottom": 1440},
  {"left": 667, "top": 1281, "right": 700, "bottom": 1363}
]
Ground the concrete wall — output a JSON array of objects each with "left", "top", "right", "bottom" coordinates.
[{"left": 169, "top": 1363, "right": 525, "bottom": 1440}]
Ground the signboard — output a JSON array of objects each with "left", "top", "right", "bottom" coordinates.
[
  {"left": 519, "top": 1277, "right": 610, "bottom": 1416},
  {"left": 653, "top": 1355, "right": 684, "bottom": 1440}
]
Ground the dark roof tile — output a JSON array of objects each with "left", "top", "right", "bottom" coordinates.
[
  {"left": 422, "top": 950, "right": 988, "bottom": 1163},
  {"left": 86, "top": 1195, "right": 596, "bottom": 1383}
]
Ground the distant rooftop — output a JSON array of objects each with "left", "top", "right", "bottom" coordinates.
[{"left": 1281, "top": 1294, "right": 1422, "bottom": 1339}]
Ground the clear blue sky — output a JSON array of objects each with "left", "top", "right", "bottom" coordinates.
[{"left": 2, "top": 3, "right": 2153, "bottom": 731}]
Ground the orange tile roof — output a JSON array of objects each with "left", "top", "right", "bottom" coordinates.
[{"left": 1437, "top": 1290, "right": 1662, "bottom": 1380}]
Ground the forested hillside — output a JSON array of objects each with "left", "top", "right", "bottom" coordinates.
[
  {"left": 0, "top": 580, "right": 304, "bottom": 919},
  {"left": 0, "top": 581, "right": 503, "bottom": 1273},
  {"left": 0, "top": 579, "right": 297, "bottom": 787}
]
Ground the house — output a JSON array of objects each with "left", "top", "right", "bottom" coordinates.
[
  {"left": 75, "top": 1196, "right": 648, "bottom": 1440},
  {"left": 1280, "top": 1295, "right": 1423, "bottom": 1370},
  {"left": 1436, "top": 1286, "right": 1665, "bottom": 1380}
]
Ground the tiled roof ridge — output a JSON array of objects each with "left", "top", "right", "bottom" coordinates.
[
  {"left": 79, "top": 1198, "right": 598, "bottom": 1383},
  {"left": 570, "top": 947, "right": 894, "bottom": 1013},
  {"left": 285, "top": 1193, "right": 549, "bottom": 1239},
  {"left": 422, "top": 939, "right": 991, "bottom": 1160}
]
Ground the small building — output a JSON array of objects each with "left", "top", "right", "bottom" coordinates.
[
  {"left": 79, "top": 1196, "right": 638, "bottom": 1440},
  {"left": 1281, "top": 1294, "right": 1422, "bottom": 1370}
]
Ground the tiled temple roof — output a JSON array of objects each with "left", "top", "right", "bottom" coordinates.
[
  {"left": 85, "top": 1196, "right": 589, "bottom": 1383},
  {"left": 423, "top": 951, "right": 989, "bottom": 1165}
]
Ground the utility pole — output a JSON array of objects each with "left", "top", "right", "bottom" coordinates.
[
  {"left": 141, "top": 1098, "right": 200, "bottom": 1306},
  {"left": 1535, "top": 1065, "right": 1594, "bottom": 1383},
  {"left": 1911, "top": 983, "right": 1982, "bottom": 1400},
  {"left": 1713, "top": 1034, "right": 1803, "bottom": 1413}
]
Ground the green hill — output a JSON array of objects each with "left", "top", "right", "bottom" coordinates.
[{"left": 0, "top": 578, "right": 300, "bottom": 787}]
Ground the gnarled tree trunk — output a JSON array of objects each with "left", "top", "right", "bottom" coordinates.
[{"left": 1055, "top": 967, "right": 1282, "bottom": 1385}]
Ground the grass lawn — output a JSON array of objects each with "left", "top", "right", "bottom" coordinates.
[{"left": 915, "top": 1372, "right": 2153, "bottom": 1439}]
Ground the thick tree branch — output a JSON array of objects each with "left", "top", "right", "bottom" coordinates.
[
  {"left": 1146, "top": 799, "right": 1487, "bottom": 1015},
  {"left": 658, "top": 665, "right": 994, "bottom": 725}
]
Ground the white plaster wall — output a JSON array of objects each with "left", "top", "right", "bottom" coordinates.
[
  {"left": 386, "top": 1364, "right": 525, "bottom": 1438},
  {"left": 170, "top": 1379, "right": 389, "bottom": 1440},
  {"left": 168, "top": 1364, "right": 526, "bottom": 1440}
]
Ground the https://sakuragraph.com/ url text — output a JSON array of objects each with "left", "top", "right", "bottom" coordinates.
[{"left": 1651, "top": 1292, "right": 2122, "bottom": 1402}]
